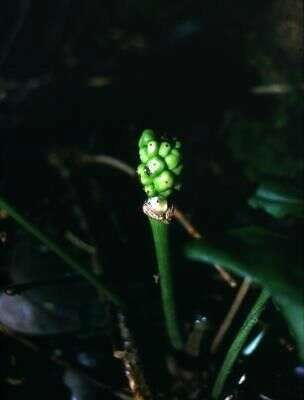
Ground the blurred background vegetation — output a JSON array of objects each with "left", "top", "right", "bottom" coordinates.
[{"left": 0, "top": 1, "right": 303, "bottom": 399}]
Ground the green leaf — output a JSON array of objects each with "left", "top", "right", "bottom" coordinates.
[
  {"left": 248, "top": 180, "right": 304, "bottom": 218},
  {"left": 185, "top": 227, "right": 304, "bottom": 360}
]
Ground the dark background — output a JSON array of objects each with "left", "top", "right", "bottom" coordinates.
[{"left": 0, "top": 1, "right": 303, "bottom": 399}]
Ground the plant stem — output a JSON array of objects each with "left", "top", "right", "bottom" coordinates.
[
  {"left": 212, "top": 288, "right": 270, "bottom": 399},
  {"left": 0, "top": 195, "right": 121, "bottom": 306},
  {"left": 211, "top": 278, "right": 251, "bottom": 354},
  {"left": 149, "top": 217, "right": 183, "bottom": 351}
]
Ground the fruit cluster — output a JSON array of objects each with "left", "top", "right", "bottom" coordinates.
[{"left": 137, "top": 129, "right": 182, "bottom": 198}]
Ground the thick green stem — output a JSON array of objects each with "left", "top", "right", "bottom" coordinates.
[
  {"left": 149, "top": 217, "right": 183, "bottom": 350},
  {"left": 212, "top": 288, "right": 270, "bottom": 399},
  {"left": 0, "top": 196, "right": 121, "bottom": 307}
]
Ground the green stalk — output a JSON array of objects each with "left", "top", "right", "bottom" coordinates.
[
  {"left": 0, "top": 195, "right": 121, "bottom": 306},
  {"left": 212, "top": 288, "right": 270, "bottom": 399},
  {"left": 149, "top": 217, "right": 183, "bottom": 351}
]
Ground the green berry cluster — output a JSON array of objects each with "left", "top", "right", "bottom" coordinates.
[{"left": 137, "top": 129, "right": 183, "bottom": 198}]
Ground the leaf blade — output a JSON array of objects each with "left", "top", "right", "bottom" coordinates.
[{"left": 185, "top": 227, "right": 304, "bottom": 360}]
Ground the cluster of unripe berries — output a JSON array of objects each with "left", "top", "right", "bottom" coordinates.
[{"left": 137, "top": 129, "right": 183, "bottom": 199}]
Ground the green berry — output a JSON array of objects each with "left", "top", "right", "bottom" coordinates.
[
  {"left": 170, "top": 148, "right": 180, "bottom": 157},
  {"left": 158, "top": 189, "right": 173, "bottom": 198},
  {"left": 154, "top": 170, "right": 175, "bottom": 193},
  {"left": 172, "top": 164, "right": 183, "bottom": 175},
  {"left": 158, "top": 142, "right": 172, "bottom": 157},
  {"left": 146, "top": 156, "right": 166, "bottom": 177},
  {"left": 139, "top": 129, "right": 155, "bottom": 147},
  {"left": 137, "top": 164, "right": 152, "bottom": 185},
  {"left": 138, "top": 129, "right": 183, "bottom": 199},
  {"left": 140, "top": 173, "right": 153, "bottom": 185},
  {"left": 146, "top": 140, "right": 159, "bottom": 156},
  {"left": 137, "top": 163, "right": 145, "bottom": 175},
  {"left": 165, "top": 152, "right": 181, "bottom": 170},
  {"left": 139, "top": 147, "right": 149, "bottom": 163},
  {"left": 144, "top": 184, "right": 156, "bottom": 197}
]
